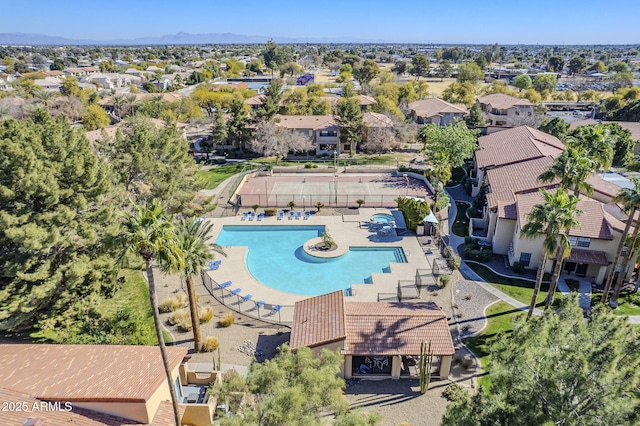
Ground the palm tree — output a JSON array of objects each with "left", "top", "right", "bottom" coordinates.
[
  {"left": 430, "top": 151, "right": 452, "bottom": 204},
  {"left": 601, "top": 177, "right": 640, "bottom": 304},
  {"left": 566, "top": 126, "right": 613, "bottom": 171},
  {"left": 175, "top": 218, "right": 225, "bottom": 352},
  {"left": 521, "top": 189, "right": 582, "bottom": 318},
  {"left": 115, "top": 200, "right": 183, "bottom": 426},
  {"left": 538, "top": 146, "right": 595, "bottom": 197}
]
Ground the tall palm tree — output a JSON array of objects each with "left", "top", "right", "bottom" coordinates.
[
  {"left": 430, "top": 151, "right": 452, "bottom": 204},
  {"left": 175, "top": 218, "right": 225, "bottom": 352},
  {"left": 566, "top": 126, "right": 613, "bottom": 172},
  {"left": 538, "top": 146, "right": 596, "bottom": 197},
  {"left": 601, "top": 177, "right": 640, "bottom": 304},
  {"left": 521, "top": 189, "right": 582, "bottom": 318},
  {"left": 115, "top": 200, "right": 183, "bottom": 426}
]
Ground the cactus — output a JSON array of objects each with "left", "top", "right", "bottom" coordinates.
[{"left": 419, "top": 341, "right": 433, "bottom": 394}]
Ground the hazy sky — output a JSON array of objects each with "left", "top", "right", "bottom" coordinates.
[{"left": 2, "top": 0, "right": 639, "bottom": 44}]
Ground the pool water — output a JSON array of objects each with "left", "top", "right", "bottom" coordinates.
[
  {"left": 370, "top": 213, "right": 395, "bottom": 224},
  {"left": 215, "top": 225, "right": 407, "bottom": 295}
]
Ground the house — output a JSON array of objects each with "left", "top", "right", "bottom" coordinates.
[
  {"left": 276, "top": 114, "right": 340, "bottom": 155},
  {"left": 408, "top": 98, "right": 468, "bottom": 125},
  {"left": 472, "top": 125, "right": 565, "bottom": 197},
  {"left": 326, "top": 94, "right": 376, "bottom": 112},
  {"left": 0, "top": 344, "right": 221, "bottom": 426},
  {"left": 86, "top": 118, "right": 188, "bottom": 143},
  {"left": 83, "top": 72, "right": 143, "bottom": 90},
  {"left": 33, "top": 76, "right": 63, "bottom": 92},
  {"left": 64, "top": 67, "right": 99, "bottom": 77},
  {"left": 476, "top": 93, "right": 535, "bottom": 126},
  {"left": 290, "top": 291, "right": 455, "bottom": 380}
]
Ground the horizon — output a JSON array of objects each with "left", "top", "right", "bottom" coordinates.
[{"left": 1, "top": 0, "right": 639, "bottom": 45}]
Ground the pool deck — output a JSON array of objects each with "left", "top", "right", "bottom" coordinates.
[{"left": 204, "top": 208, "right": 431, "bottom": 324}]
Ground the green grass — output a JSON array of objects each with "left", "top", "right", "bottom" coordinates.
[
  {"left": 445, "top": 167, "right": 467, "bottom": 187},
  {"left": 195, "top": 163, "right": 253, "bottom": 190},
  {"left": 467, "top": 262, "right": 548, "bottom": 307},
  {"left": 464, "top": 301, "right": 523, "bottom": 390},
  {"left": 590, "top": 291, "right": 640, "bottom": 316},
  {"left": 452, "top": 202, "right": 470, "bottom": 237}
]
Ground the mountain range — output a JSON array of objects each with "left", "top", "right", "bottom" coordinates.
[{"left": 0, "top": 32, "right": 390, "bottom": 46}]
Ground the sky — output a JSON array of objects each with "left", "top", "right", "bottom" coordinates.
[{"left": 2, "top": 0, "right": 640, "bottom": 44}]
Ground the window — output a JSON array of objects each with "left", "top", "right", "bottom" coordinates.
[
  {"left": 319, "top": 130, "right": 337, "bottom": 137},
  {"left": 569, "top": 236, "right": 590, "bottom": 247},
  {"left": 174, "top": 377, "right": 182, "bottom": 398},
  {"left": 519, "top": 252, "right": 532, "bottom": 267}
]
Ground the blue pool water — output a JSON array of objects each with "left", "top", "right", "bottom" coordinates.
[
  {"left": 371, "top": 213, "right": 395, "bottom": 224},
  {"left": 215, "top": 225, "right": 407, "bottom": 295}
]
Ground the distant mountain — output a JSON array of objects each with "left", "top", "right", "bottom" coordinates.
[{"left": 0, "top": 32, "right": 388, "bottom": 46}]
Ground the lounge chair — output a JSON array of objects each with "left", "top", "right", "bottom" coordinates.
[
  {"left": 207, "top": 260, "right": 221, "bottom": 270},
  {"left": 288, "top": 211, "right": 295, "bottom": 220},
  {"left": 230, "top": 288, "right": 242, "bottom": 296},
  {"left": 241, "top": 294, "right": 253, "bottom": 303},
  {"left": 278, "top": 211, "right": 284, "bottom": 220},
  {"left": 241, "top": 212, "right": 248, "bottom": 221},
  {"left": 217, "top": 280, "right": 232, "bottom": 289},
  {"left": 256, "top": 300, "right": 265, "bottom": 309},
  {"left": 304, "top": 211, "right": 311, "bottom": 220},
  {"left": 295, "top": 211, "right": 301, "bottom": 220},
  {"left": 272, "top": 304, "right": 282, "bottom": 313},
  {"left": 249, "top": 212, "right": 256, "bottom": 221},
  {"left": 257, "top": 212, "right": 264, "bottom": 221}
]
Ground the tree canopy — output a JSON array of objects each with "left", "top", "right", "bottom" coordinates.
[
  {"left": 456, "top": 62, "right": 484, "bottom": 83},
  {"left": 0, "top": 115, "right": 118, "bottom": 332},
  {"left": 442, "top": 296, "right": 640, "bottom": 426},
  {"left": 419, "top": 120, "right": 478, "bottom": 168}
]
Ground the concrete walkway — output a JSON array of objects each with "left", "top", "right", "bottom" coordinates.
[{"left": 556, "top": 277, "right": 592, "bottom": 309}]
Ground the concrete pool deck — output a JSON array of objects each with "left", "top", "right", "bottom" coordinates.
[{"left": 203, "top": 208, "right": 431, "bottom": 324}]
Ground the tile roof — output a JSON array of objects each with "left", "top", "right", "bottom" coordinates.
[
  {"left": 568, "top": 118, "right": 599, "bottom": 130},
  {"left": 585, "top": 174, "right": 621, "bottom": 201},
  {"left": 515, "top": 192, "right": 614, "bottom": 240},
  {"left": 566, "top": 248, "right": 609, "bottom": 265},
  {"left": 486, "top": 156, "right": 559, "bottom": 208},
  {"left": 290, "top": 291, "right": 346, "bottom": 350},
  {"left": 363, "top": 112, "right": 394, "bottom": 128},
  {"left": 244, "top": 94, "right": 266, "bottom": 105},
  {"left": 408, "top": 98, "right": 468, "bottom": 119},
  {"left": 343, "top": 302, "right": 454, "bottom": 356},
  {"left": 498, "top": 199, "right": 518, "bottom": 219},
  {"left": 276, "top": 114, "right": 337, "bottom": 131},
  {"left": 357, "top": 94, "right": 376, "bottom": 106},
  {"left": 0, "top": 345, "right": 187, "bottom": 403},
  {"left": 476, "top": 126, "right": 564, "bottom": 169},
  {"left": 477, "top": 93, "right": 533, "bottom": 109}
]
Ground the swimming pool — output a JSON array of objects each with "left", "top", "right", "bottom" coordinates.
[
  {"left": 371, "top": 213, "right": 395, "bottom": 224},
  {"left": 215, "top": 225, "right": 407, "bottom": 295}
]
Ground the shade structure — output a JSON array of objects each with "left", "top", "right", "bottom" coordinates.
[{"left": 423, "top": 211, "right": 438, "bottom": 224}]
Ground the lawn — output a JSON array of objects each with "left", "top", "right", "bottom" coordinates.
[
  {"left": 31, "top": 269, "right": 171, "bottom": 345},
  {"left": 464, "top": 301, "right": 523, "bottom": 391},
  {"left": 467, "top": 262, "right": 548, "bottom": 307},
  {"left": 196, "top": 163, "right": 253, "bottom": 190},
  {"left": 452, "top": 201, "right": 470, "bottom": 237},
  {"left": 609, "top": 291, "right": 640, "bottom": 316}
]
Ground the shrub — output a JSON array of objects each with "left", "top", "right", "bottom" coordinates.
[
  {"left": 159, "top": 293, "right": 188, "bottom": 313},
  {"left": 287, "top": 201, "right": 296, "bottom": 209},
  {"left": 168, "top": 309, "right": 192, "bottom": 331},
  {"left": 199, "top": 306, "right": 214, "bottom": 323},
  {"left": 202, "top": 336, "right": 220, "bottom": 352},
  {"left": 251, "top": 204, "right": 259, "bottom": 212},
  {"left": 439, "top": 274, "right": 451, "bottom": 288},
  {"left": 356, "top": 199, "right": 365, "bottom": 208},
  {"left": 461, "top": 355, "right": 474, "bottom": 370},
  {"left": 628, "top": 292, "right": 640, "bottom": 306},
  {"left": 304, "top": 162, "right": 318, "bottom": 168},
  {"left": 434, "top": 191, "right": 450, "bottom": 212},
  {"left": 219, "top": 312, "right": 235, "bottom": 327},
  {"left": 463, "top": 245, "right": 492, "bottom": 262},
  {"left": 464, "top": 236, "right": 475, "bottom": 245},
  {"left": 442, "top": 383, "right": 468, "bottom": 402},
  {"left": 264, "top": 208, "right": 277, "bottom": 217},
  {"left": 447, "top": 254, "right": 461, "bottom": 270},
  {"left": 512, "top": 261, "right": 525, "bottom": 274},
  {"left": 314, "top": 202, "right": 324, "bottom": 212}
]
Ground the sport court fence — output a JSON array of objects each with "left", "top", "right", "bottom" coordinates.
[{"left": 236, "top": 193, "right": 404, "bottom": 208}]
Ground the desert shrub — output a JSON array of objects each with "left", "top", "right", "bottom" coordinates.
[
  {"left": 461, "top": 355, "right": 474, "bottom": 370},
  {"left": 463, "top": 245, "right": 492, "bottom": 262},
  {"left": 434, "top": 191, "right": 450, "bottom": 212},
  {"left": 219, "top": 312, "right": 235, "bottom": 327},
  {"left": 439, "top": 274, "right": 451, "bottom": 288},
  {"left": 304, "top": 162, "right": 318, "bottom": 168},
  {"left": 464, "top": 236, "right": 475, "bottom": 245},
  {"left": 447, "top": 254, "right": 461, "bottom": 270},
  {"left": 202, "top": 336, "right": 220, "bottom": 352},
  {"left": 168, "top": 309, "right": 192, "bottom": 331},
  {"left": 264, "top": 208, "right": 277, "bottom": 216},
  {"left": 199, "top": 306, "right": 214, "bottom": 323},
  {"left": 159, "top": 294, "right": 188, "bottom": 313},
  {"left": 442, "top": 383, "right": 468, "bottom": 402},
  {"left": 512, "top": 261, "right": 525, "bottom": 274}
]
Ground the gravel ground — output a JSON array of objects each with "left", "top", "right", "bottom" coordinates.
[{"left": 452, "top": 277, "right": 500, "bottom": 339}]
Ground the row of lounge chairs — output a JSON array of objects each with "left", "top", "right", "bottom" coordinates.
[
  {"left": 241, "top": 210, "right": 312, "bottom": 221},
  {"left": 241, "top": 211, "right": 266, "bottom": 221},
  {"left": 214, "top": 280, "right": 282, "bottom": 318}
]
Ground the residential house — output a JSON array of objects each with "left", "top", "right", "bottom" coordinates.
[
  {"left": 290, "top": 291, "right": 455, "bottom": 380},
  {"left": 476, "top": 93, "right": 535, "bottom": 126},
  {"left": 83, "top": 72, "right": 143, "bottom": 90},
  {"left": 0, "top": 344, "right": 221, "bottom": 426},
  {"left": 125, "top": 68, "right": 146, "bottom": 78},
  {"left": 408, "top": 98, "right": 468, "bottom": 125},
  {"left": 276, "top": 114, "right": 340, "bottom": 155},
  {"left": 64, "top": 67, "right": 99, "bottom": 77},
  {"left": 33, "top": 76, "right": 63, "bottom": 92},
  {"left": 326, "top": 94, "right": 376, "bottom": 112}
]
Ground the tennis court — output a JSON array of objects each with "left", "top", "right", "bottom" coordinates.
[{"left": 236, "top": 173, "right": 433, "bottom": 208}]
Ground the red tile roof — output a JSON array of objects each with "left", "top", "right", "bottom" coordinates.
[
  {"left": 290, "top": 291, "right": 346, "bottom": 350},
  {"left": 566, "top": 248, "right": 609, "bottom": 265},
  {"left": 363, "top": 112, "right": 394, "bottom": 128},
  {"left": 485, "top": 156, "right": 559, "bottom": 208},
  {"left": 343, "top": 302, "right": 454, "bottom": 356},
  {"left": 0, "top": 345, "right": 187, "bottom": 403},
  {"left": 515, "top": 192, "right": 614, "bottom": 240},
  {"left": 476, "top": 126, "right": 564, "bottom": 169},
  {"left": 408, "top": 98, "right": 468, "bottom": 119}
]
